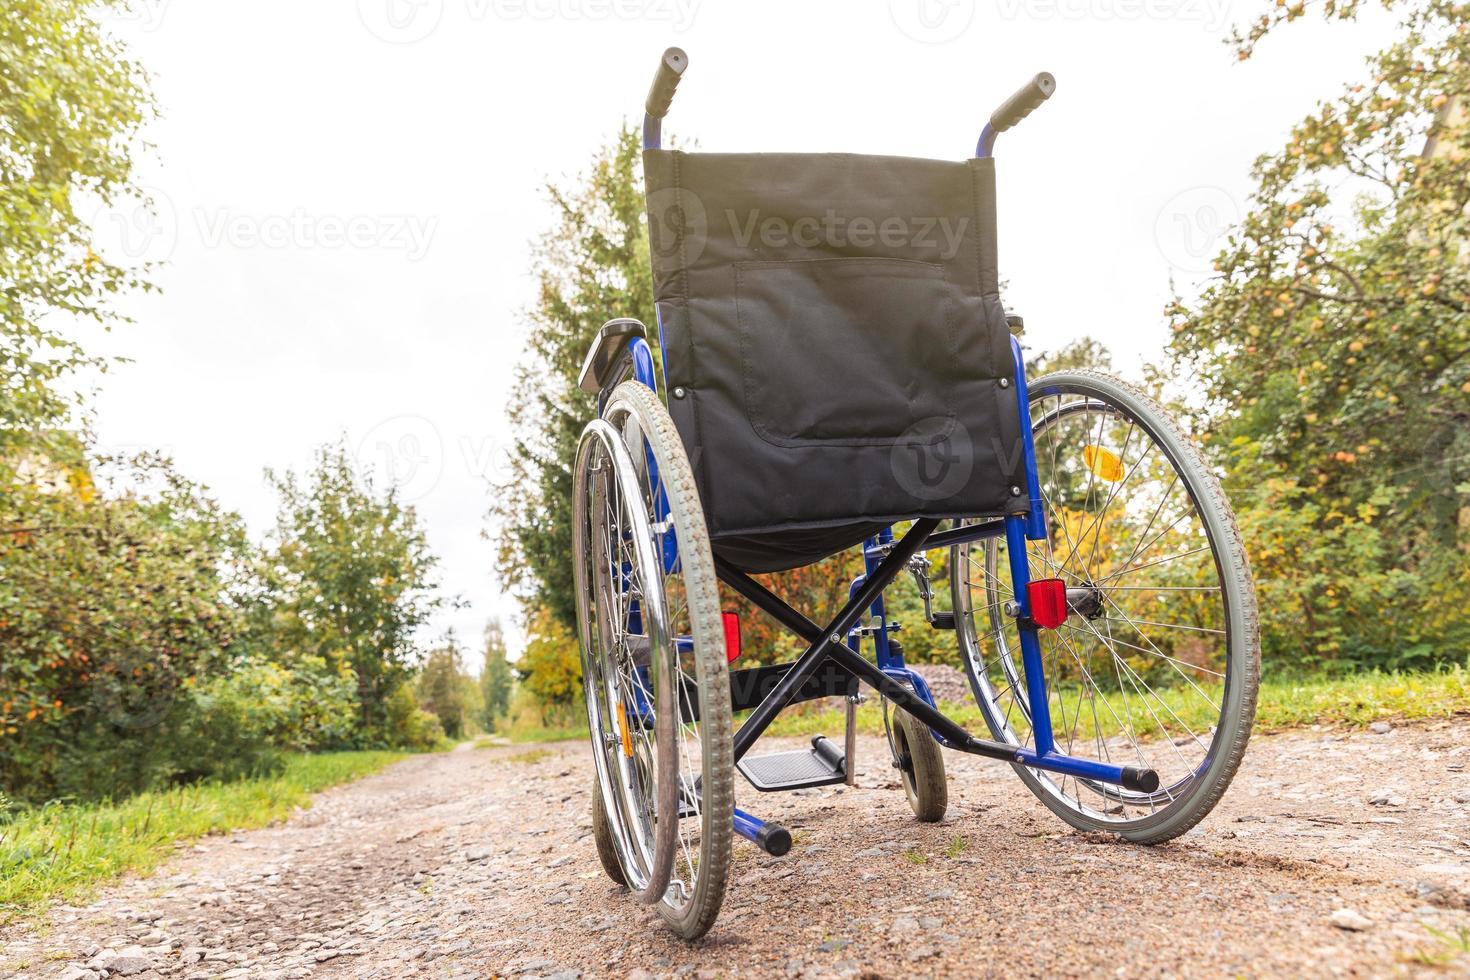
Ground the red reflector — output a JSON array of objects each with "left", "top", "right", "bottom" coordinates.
[
  {"left": 722, "top": 612, "right": 742, "bottom": 663},
  {"left": 1027, "top": 578, "right": 1068, "bottom": 630}
]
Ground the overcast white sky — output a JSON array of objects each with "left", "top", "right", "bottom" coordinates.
[{"left": 80, "top": 0, "right": 1392, "bottom": 667}]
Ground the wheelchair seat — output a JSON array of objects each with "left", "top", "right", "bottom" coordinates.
[{"left": 643, "top": 149, "right": 1028, "bottom": 572}]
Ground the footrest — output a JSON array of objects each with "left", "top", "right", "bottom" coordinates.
[{"left": 737, "top": 736, "right": 846, "bottom": 792}]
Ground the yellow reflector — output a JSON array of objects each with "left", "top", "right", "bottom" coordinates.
[
  {"left": 1083, "top": 445, "right": 1125, "bottom": 483},
  {"left": 616, "top": 701, "right": 634, "bottom": 757}
]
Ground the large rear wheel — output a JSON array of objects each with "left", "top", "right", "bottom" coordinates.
[
  {"left": 573, "top": 380, "right": 733, "bottom": 939},
  {"left": 953, "top": 370, "right": 1258, "bottom": 843}
]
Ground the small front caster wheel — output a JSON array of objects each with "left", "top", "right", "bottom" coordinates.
[
  {"left": 890, "top": 706, "right": 948, "bottom": 822},
  {"left": 589, "top": 776, "right": 626, "bottom": 887}
]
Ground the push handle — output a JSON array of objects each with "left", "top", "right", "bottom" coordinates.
[
  {"left": 645, "top": 47, "right": 688, "bottom": 120},
  {"left": 989, "top": 72, "right": 1056, "bottom": 133}
]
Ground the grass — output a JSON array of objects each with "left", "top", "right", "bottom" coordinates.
[
  {"left": 0, "top": 750, "right": 403, "bottom": 922},
  {"left": 762, "top": 662, "right": 1470, "bottom": 740},
  {"left": 500, "top": 721, "right": 587, "bottom": 744},
  {"left": 1404, "top": 923, "right": 1470, "bottom": 968}
]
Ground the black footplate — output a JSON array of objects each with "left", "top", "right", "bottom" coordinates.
[{"left": 737, "top": 735, "right": 846, "bottom": 792}]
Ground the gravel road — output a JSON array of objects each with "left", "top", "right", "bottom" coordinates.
[{"left": 6, "top": 719, "right": 1470, "bottom": 979}]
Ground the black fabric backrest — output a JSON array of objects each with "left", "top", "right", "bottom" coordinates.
[{"left": 643, "top": 150, "right": 1029, "bottom": 572}]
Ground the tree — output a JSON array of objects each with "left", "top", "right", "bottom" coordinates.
[
  {"left": 416, "top": 641, "right": 468, "bottom": 740},
  {"left": 516, "top": 607, "right": 582, "bottom": 716},
  {"left": 1, "top": 0, "right": 156, "bottom": 465},
  {"left": 261, "top": 444, "right": 442, "bottom": 743},
  {"left": 1171, "top": 0, "right": 1470, "bottom": 665},
  {"left": 0, "top": 452, "right": 250, "bottom": 801},
  {"left": 492, "top": 125, "right": 655, "bottom": 631},
  {"left": 479, "top": 618, "right": 513, "bottom": 730}
]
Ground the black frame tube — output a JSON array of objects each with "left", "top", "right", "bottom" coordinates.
[
  {"left": 717, "top": 534, "right": 1026, "bottom": 766},
  {"left": 715, "top": 531, "right": 1159, "bottom": 792},
  {"left": 729, "top": 519, "right": 940, "bottom": 761}
]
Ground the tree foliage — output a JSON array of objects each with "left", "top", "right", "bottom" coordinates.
[
  {"left": 0, "top": 452, "right": 251, "bottom": 800},
  {"left": 258, "top": 444, "right": 442, "bottom": 744},
  {"left": 1173, "top": 0, "right": 1470, "bottom": 665},
  {"left": 0, "top": 5, "right": 457, "bottom": 803},
  {"left": 416, "top": 641, "right": 468, "bottom": 740},
  {"left": 493, "top": 125, "right": 654, "bottom": 631},
  {"left": 515, "top": 607, "right": 581, "bottom": 712},
  {"left": 1, "top": 0, "right": 156, "bottom": 462},
  {"left": 479, "top": 619, "right": 513, "bottom": 730}
]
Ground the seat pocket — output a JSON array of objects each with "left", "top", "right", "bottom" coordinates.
[{"left": 734, "top": 257, "right": 959, "bottom": 448}]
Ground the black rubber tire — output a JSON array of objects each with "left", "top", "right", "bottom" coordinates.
[
  {"left": 952, "top": 369, "right": 1259, "bottom": 844},
  {"left": 891, "top": 706, "right": 948, "bottom": 823},
  {"left": 590, "top": 776, "right": 626, "bottom": 887}
]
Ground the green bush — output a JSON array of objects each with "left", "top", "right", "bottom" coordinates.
[
  {"left": 0, "top": 454, "right": 246, "bottom": 804},
  {"left": 381, "top": 684, "right": 445, "bottom": 751},
  {"left": 166, "top": 656, "right": 359, "bottom": 783}
]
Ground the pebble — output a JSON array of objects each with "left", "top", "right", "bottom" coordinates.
[
  {"left": 1370, "top": 721, "right": 1393, "bottom": 735},
  {"left": 1328, "top": 908, "right": 1373, "bottom": 931}
]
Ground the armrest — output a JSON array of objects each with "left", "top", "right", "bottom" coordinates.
[{"left": 577, "top": 318, "right": 648, "bottom": 393}]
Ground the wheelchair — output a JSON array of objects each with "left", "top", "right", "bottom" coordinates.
[{"left": 574, "top": 48, "right": 1260, "bottom": 940}]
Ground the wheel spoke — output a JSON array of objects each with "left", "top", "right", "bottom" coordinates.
[{"left": 955, "top": 380, "right": 1248, "bottom": 828}]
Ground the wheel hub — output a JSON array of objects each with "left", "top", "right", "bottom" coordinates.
[{"left": 1066, "top": 583, "right": 1106, "bottom": 621}]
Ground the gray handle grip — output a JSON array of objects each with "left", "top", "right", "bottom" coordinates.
[
  {"left": 645, "top": 47, "right": 688, "bottom": 120},
  {"left": 990, "top": 72, "right": 1056, "bottom": 133}
]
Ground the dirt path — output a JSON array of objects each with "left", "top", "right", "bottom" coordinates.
[{"left": 5, "top": 721, "right": 1470, "bottom": 979}]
